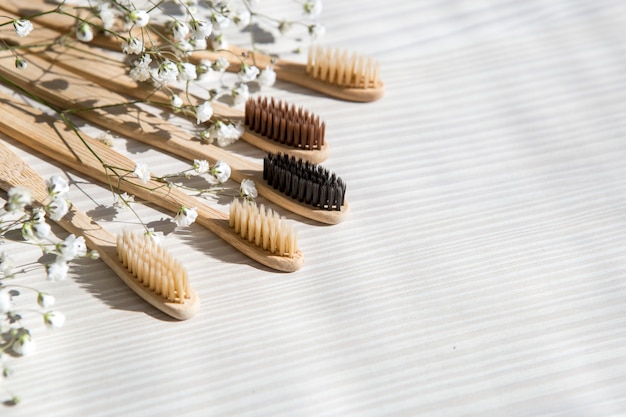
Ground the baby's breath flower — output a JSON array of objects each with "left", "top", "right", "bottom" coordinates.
[
  {"left": 43, "top": 311, "right": 65, "bottom": 329},
  {"left": 238, "top": 64, "right": 259, "bottom": 82},
  {"left": 57, "top": 234, "right": 87, "bottom": 261},
  {"left": 47, "top": 260, "right": 69, "bottom": 281},
  {"left": 234, "top": 9, "right": 251, "bottom": 28},
  {"left": 171, "top": 94, "right": 183, "bottom": 109},
  {"left": 192, "top": 159, "right": 210, "bottom": 175},
  {"left": 207, "top": 121, "right": 243, "bottom": 147},
  {"left": 113, "top": 192, "right": 135, "bottom": 209},
  {"left": 232, "top": 83, "right": 249, "bottom": 106},
  {"left": 0, "top": 289, "right": 12, "bottom": 313},
  {"left": 14, "top": 57, "right": 27, "bottom": 70},
  {"left": 47, "top": 197, "right": 69, "bottom": 221},
  {"left": 5, "top": 186, "right": 32, "bottom": 213},
  {"left": 175, "top": 40, "right": 194, "bottom": 57},
  {"left": 152, "top": 59, "right": 179, "bottom": 84},
  {"left": 211, "top": 160, "right": 231, "bottom": 183},
  {"left": 304, "top": 0, "right": 323, "bottom": 16},
  {"left": 13, "top": 19, "right": 33, "bottom": 38},
  {"left": 190, "top": 19, "right": 212, "bottom": 39},
  {"left": 257, "top": 66, "right": 276, "bottom": 87},
  {"left": 130, "top": 55, "right": 152, "bottom": 82},
  {"left": 171, "top": 19, "right": 189, "bottom": 41},
  {"left": 190, "top": 37, "right": 208, "bottom": 51},
  {"left": 46, "top": 175, "right": 69, "bottom": 197},
  {"left": 37, "top": 292, "right": 55, "bottom": 309},
  {"left": 145, "top": 228, "right": 164, "bottom": 244},
  {"left": 12, "top": 331, "right": 35, "bottom": 356},
  {"left": 122, "top": 36, "right": 144, "bottom": 54},
  {"left": 133, "top": 162, "right": 151, "bottom": 183},
  {"left": 173, "top": 206, "right": 198, "bottom": 227},
  {"left": 76, "top": 22, "right": 94, "bottom": 42},
  {"left": 210, "top": 13, "right": 230, "bottom": 30},
  {"left": 309, "top": 23, "right": 326, "bottom": 39},
  {"left": 129, "top": 10, "right": 150, "bottom": 28},
  {"left": 96, "top": 131, "right": 115, "bottom": 147},
  {"left": 22, "top": 220, "right": 51, "bottom": 241},
  {"left": 0, "top": 252, "right": 15, "bottom": 278},
  {"left": 278, "top": 20, "right": 292, "bottom": 35},
  {"left": 97, "top": 3, "right": 116, "bottom": 30},
  {"left": 196, "top": 101, "right": 214, "bottom": 124},
  {"left": 177, "top": 62, "right": 197, "bottom": 81},
  {"left": 239, "top": 179, "right": 258, "bottom": 199},
  {"left": 213, "top": 57, "right": 229, "bottom": 72}
]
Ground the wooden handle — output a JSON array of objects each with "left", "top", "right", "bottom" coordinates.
[
  {"left": 0, "top": 0, "right": 382, "bottom": 102},
  {"left": 0, "top": 13, "right": 346, "bottom": 224},
  {"left": 0, "top": 91, "right": 304, "bottom": 272},
  {"left": 0, "top": 140, "right": 200, "bottom": 320}
]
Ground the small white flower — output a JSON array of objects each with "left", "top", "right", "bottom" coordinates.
[
  {"left": 211, "top": 33, "right": 228, "bottom": 50},
  {"left": 113, "top": 192, "right": 135, "bottom": 209},
  {"left": 0, "top": 252, "right": 15, "bottom": 278},
  {"left": 47, "top": 197, "right": 69, "bottom": 221},
  {"left": 129, "top": 10, "right": 150, "bottom": 28},
  {"left": 257, "top": 66, "right": 276, "bottom": 87},
  {"left": 177, "top": 62, "right": 197, "bottom": 82},
  {"left": 47, "top": 261, "right": 69, "bottom": 281},
  {"left": 190, "top": 19, "right": 212, "bottom": 39},
  {"left": 152, "top": 59, "right": 179, "bottom": 84},
  {"left": 76, "top": 22, "right": 94, "bottom": 42},
  {"left": 171, "top": 94, "right": 183, "bottom": 109},
  {"left": 309, "top": 23, "right": 326, "bottom": 39},
  {"left": 238, "top": 64, "right": 260, "bottom": 83},
  {"left": 239, "top": 179, "right": 258, "bottom": 198},
  {"left": 192, "top": 159, "right": 210, "bottom": 175},
  {"left": 13, "top": 19, "right": 33, "bottom": 38},
  {"left": 278, "top": 21, "right": 292, "bottom": 35},
  {"left": 232, "top": 83, "right": 249, "bottom": 106},
  {"left": 190, "top": 37, "right": 207, "bottom": 51},
  {"left": 0, "top": 289, "right": 12, "bottom": 313},
  {"left": 96, "top": 131, "right": 115, "bottom": 147},
  {"left": 210, "top": 13, "right": 230, "bottom": 30},
  {"left": 47, "top": 174, "right": 70, "bottom": 197},
  {"left": 196, "top": 101, "right": 213, "bottom": 124},
  {"left": 133, "top": 162, "right": 151, "bottom": 183},
  {"left": 145, "top": 228, "right": 164, "bottom": 244},
  {"left": 170, "top": 19, "right": 189, "bottom": 41},
  {"left": 12, "top": 332, "right": 36, "bottom": 356},
  {"left": 175, "top": 40, "right": 194, "bottom": 57},
  {"left": 43, "top": 311, "right": 66, "bottom": 329},
  {"left": 14, "top": 57, "right": 27, "bottom": 70},
  {"left": 173, "top": 206, "right": 198, "bottom": 227},
  {"left": 22, "top": 220, "right": 51, "bottom": 241},
  {"left": 207, "top": 121, "right": 243, "bottom": 147},
  {"left": 234, "top": 9, "right": 251, "bottom": 28},
  {"left": 37, "top": 292, "right": 56, "bottom": 309},
  {"left": 122, "top": 36, "right": 144, "bottom": 54},
  {"left": 130, "top": 55, "right": 152, "bottom": 82},
  {"left": 211, "top": 160, "right": 231, "bottom": 183},
  {"left": 57, "top": 234, "right": 87, "bottom": 261},
  {"left": 98, "top": 4, "right": 116, "bottom": 30},
  {"left": 5, "top": 186, "right": 32, "bottom": 213},
  {"left": 213, "top": 57, "right": 229, "bottom": 72},
  {"left": 304, "top": 0, "right": 323, "bottom": 16}
]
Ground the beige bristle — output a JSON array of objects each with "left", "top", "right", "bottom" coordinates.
[
  {"left": 116, "top": 231, "right": 191, "bottom": 303},
  {"left": 229, "top": 199, "right": 298, "bottom": 257},
  {"left": 306, "top": 46, "right": 380, "bottom": 88}
]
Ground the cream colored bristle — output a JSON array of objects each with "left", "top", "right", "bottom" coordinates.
[
  {"left": 229, "top": 199, "right": 298, "bottom": 257},
  {"left": 116, "top": 230, "right": 190, "bottom": 303},
  {"left": 306, "top": 45, "right": 380, "bottom": 88}
]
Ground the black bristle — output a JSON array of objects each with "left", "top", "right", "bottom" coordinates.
[{"left": 263, "top": 152, "right": 346, "bottom": 211}]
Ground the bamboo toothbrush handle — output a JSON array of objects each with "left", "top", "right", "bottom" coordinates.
[{"left": 0, "top": 141, "right": 200, "bottom": 320}]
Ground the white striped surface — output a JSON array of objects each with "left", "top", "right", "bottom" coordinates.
[{"left": 3, "top": 0, "right": 626, "bottom": 416}]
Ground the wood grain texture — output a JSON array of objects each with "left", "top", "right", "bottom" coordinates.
[{"left": 2, "top": 0, "right": 626, "bottom": 416}]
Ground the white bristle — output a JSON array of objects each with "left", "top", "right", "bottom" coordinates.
[
  {"left": 116, "top": 230, "right": 190, "bottom": 303},
  {"left": 229, "top": 199, "right": 298, "bottom": 257},
  {"left": 306, "top": 45, "right": 380, "bottom": 88}
]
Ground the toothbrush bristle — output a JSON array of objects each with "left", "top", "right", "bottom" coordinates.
[
  {"left": 306, "top": 46, "right": 381, "bottom": 89},
  {"left": 263, "top": 152, "right": 346, "bottom": 211},
  {"left": 244, "top": 96, "right": 326, "bottom": 151},
  {"left": 229, "top": 199, "right": 298, "bottom": 257},
  {"left": 116, "top": 231, "right": 191, "bottom": 303}
]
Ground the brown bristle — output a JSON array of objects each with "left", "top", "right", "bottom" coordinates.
[
  {"left": 229, "top": 199, "right": 298, "bottom": 257},
  {"left": 306, "top": 46, "right": 381, "bottom": 89},
  {"left": 244, "top": 97, "right": 325, "bottom": 151},
  {"left": 116, "top": 231, "right": 191, "bottom": 303}
]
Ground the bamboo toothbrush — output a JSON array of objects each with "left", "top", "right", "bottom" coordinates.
[
  {"left": 0, "top": 0, "right": 383, "bottom": 102},
  {"left": 0, "top": 141, "right": 200, "bottom": 320},
  {"left": 0, "top": 13, "right": 329, "bottom": 164},
  {"left": 0, "top": 91, "right": 304, "bottom": 273},
  {"left": 0, "top": 38, "right": 349, "bottom": 224}
]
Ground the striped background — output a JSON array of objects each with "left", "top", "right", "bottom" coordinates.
[{"left": 2, "top": 0, "right": 626, "bottom": 416}]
